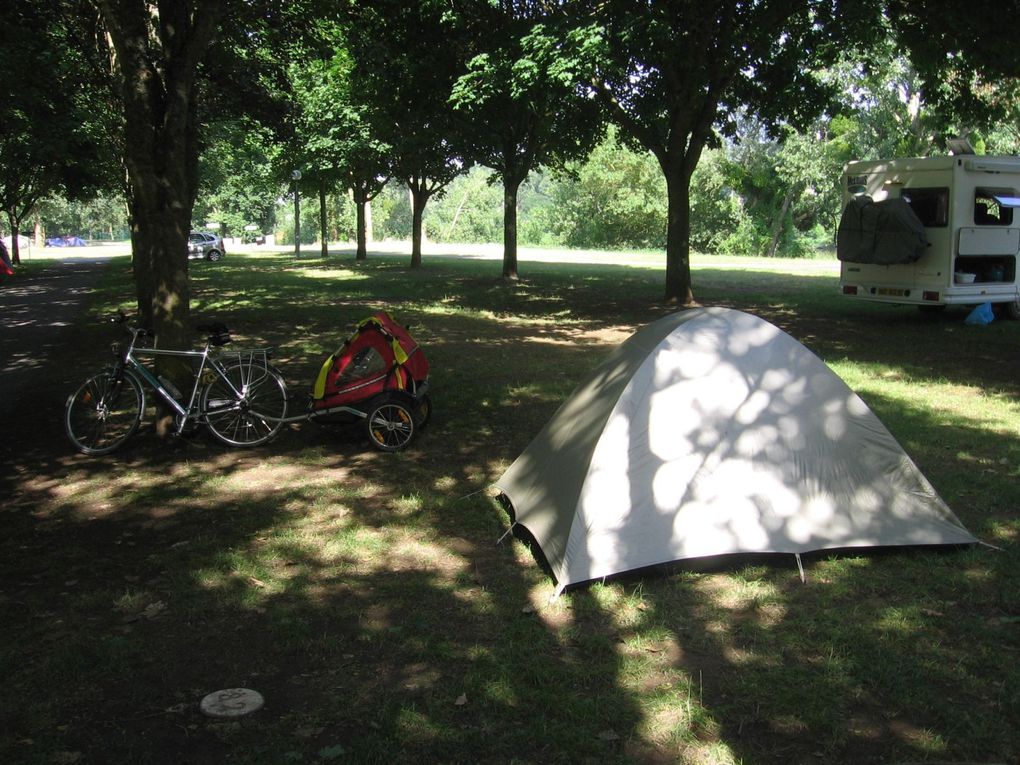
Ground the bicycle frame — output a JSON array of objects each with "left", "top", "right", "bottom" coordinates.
[{"left": 114, "top": 326, "right": 273, "bottom": 435}]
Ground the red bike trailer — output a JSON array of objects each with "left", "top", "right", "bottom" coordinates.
[{"left": 303, "top": 312, "right": 431, "bottom": 451}]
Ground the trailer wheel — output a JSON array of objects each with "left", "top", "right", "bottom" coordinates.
[
  {"left": 364, "top": 394, "right": 416, "bottom": 452},
  {"left": 1002, "top": 298, "right": 1020, "bottom": 320}
]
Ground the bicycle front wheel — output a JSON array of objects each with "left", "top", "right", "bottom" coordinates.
[
  {"left": 201, "top": 361, "right": 288, "bottom": 447},
  {"left": 65, "top": 370, "right": 145, "bottom": 455}
]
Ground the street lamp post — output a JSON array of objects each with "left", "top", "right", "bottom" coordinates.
[{"left": 291, "top": 169, "right": 302, "bottom": 258}]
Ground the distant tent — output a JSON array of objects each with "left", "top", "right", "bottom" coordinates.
[
  {"left": 44, "top": 236, "right": 86, "bottom": 247},
  {"left": 496, "top": 308, "right": 976, "bottom": 593}
]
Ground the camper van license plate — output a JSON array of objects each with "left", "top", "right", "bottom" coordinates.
[{"left": 877, "top": 287, "right": 908, "bottom": 297}]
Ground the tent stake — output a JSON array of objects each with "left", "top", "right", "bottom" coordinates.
[
  {"left": 496, "top": 523, "right": 516, "bottom": 545},
  {"left": 795, "top": 553, "right": 806, "bottom": 583}
]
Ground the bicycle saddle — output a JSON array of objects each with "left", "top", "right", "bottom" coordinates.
[{"left": 196, "top": 322, "right": 231, "bottom": 346}]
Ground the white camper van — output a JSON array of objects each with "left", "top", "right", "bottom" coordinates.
[{"left": 837, "top": 155, "right": 1020, "bottom": 318}]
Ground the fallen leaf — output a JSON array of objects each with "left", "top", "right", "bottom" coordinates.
[
  {"left": 598, "top": 729, "right": 620, "bottom": 741},
  {"left": 521, "top": 604, "right": 536, "bottom": 614},
  {"left": 455, "top": 693, "right": 468, "bottom": 706}
]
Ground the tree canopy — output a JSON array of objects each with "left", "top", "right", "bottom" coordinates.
[
  {"left": 889, "top": 0, "right": 1020, "bottom": 127},
  {"left": 575, "top": 0, "right": 882, "bottom": 302},
  {"left": 0, "top": 0, "right": 115, "bottom": 264},
  {"left": 451, "top": 3, "right": 602, "bottom": 278},
  {"left": 343, "top": 0, "right": 471, "bottom": 267}
]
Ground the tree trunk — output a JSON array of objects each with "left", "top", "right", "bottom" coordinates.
[
  {"left": 409, "top": 184, "right": 430, "bottom": 269},
  {"left": 765, "top": 186, "right": 796, "bottom": 258},
  {"left": 502, "top": 175, "right": 524, "bottom": 281},
  {"left": 663, "top": 169, "right": 695, "bottom": 305},
  {"left": 128, "top": 188, "right": 191, "bottom": 437},
  {"left": 124, "top": 164, "right": 192, "bottom": 347},
  {"left": 319, "top": 179, "right": 328, "bottom": 259},
  {"left": 6, "top": 212, "right": 21, "bottom": 265},
  {"left": 355, "top": 190, "right": 368, "bottom": 261},
  {"left": 293, "top": 183, "right": 301, "bottom": 257},
  {"left": 365, "top": 198, "right": 373, "bottom": 244}
]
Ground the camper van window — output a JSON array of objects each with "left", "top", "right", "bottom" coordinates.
[
  {"left": 899, "top": 187, "right": 949, "bottom": 227},
  {"left": 974, "top": 189, "right": 1014, "bottom": 226}
]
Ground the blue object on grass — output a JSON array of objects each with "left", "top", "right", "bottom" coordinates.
[{"left": 964, "top": 302, "right": 995, "bottom": 325}]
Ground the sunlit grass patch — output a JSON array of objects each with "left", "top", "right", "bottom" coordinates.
[{"left": 290, "top": 266, "right": 370, "bottom": 281}]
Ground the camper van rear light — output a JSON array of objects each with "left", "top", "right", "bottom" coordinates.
[
  {"left": 923, "top": 291, "right": 940, "bottom": 302},
  {"left": 842, "top": 285, "right": 858, "bottom": 295}
]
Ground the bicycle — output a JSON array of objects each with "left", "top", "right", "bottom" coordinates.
[{"left": 65, "top": 313, "right": 289, "bottom": 455}]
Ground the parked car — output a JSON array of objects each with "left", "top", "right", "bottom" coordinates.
[{"left": 188, "top": 231, "right": 225, "bottom": 262}]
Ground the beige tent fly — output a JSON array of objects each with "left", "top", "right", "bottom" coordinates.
[{"left": 496, "top": 308, "right": 976, "bottom": 593}]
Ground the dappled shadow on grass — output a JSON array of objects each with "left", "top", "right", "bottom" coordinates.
[
  {"left": 1, "top": 421, "right": 646, "bottom": 763},
  {"left": 1, "top": 298, "right": 647, "bottom": 762},
  {"left": 2, "top": 253, "right": 1018, "bottom": 763},
  {"left": 615, "top": 388, "right": 1018, "bottom": 763}
]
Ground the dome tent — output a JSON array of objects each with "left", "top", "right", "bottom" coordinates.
[{"left": 496, "top": 308, "right": 976, "bottom": 593}]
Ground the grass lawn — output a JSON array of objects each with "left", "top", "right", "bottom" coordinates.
[{"left": 2, "top": 246, "right": 1018, "bottom": 764}]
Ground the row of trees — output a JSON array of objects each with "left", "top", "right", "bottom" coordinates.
[
  {"left": 4, "top": 1, "right": 1019, "bottom": 345},
  {"left": 30, "top": 98, "right": 1020, "bottom": 259}
]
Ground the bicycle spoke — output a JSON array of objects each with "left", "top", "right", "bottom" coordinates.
[
  {"left": 65, "top": 371, "right": 144, "bottom": 455},
  {"left": 201, "top": 361, "right": 287, "bottom": 448},
  {"left": 364, "top": 399, "right": 416, "bottom": 452}
]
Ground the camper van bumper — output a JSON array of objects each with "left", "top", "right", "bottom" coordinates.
[{"left": 840, "top": 282, "right": 1020, "bottom": 306}]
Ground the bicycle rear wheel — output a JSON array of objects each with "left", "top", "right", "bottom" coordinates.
[
  {"left": 65, "top": 370, "right": 144, "bottom": 455},
  {"left": 202, "top": 361, "right": 288, "bottom": 447}
]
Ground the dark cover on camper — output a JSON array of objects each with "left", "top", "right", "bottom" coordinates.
[{"left": 837, "top": 196, "right": 928, "bottom": 265}]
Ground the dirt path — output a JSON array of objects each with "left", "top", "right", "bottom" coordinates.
[{"left": 0, "top": 258, "right": 115, "bottom": 464}]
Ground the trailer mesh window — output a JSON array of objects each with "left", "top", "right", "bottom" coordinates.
[
  {"left": 974, "top": 188, "right": 1015, "bottom": 226},
  {"left": 900, "top": 187, "right": 949, "bottom": 227}
]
